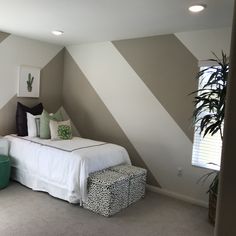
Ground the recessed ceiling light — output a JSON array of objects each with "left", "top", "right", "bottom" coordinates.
[
  {"left": 188, "top": 4, "right": 206, "bottom": 13},
  {"left": 51, "top": 30, "right": 64, "bottom": 36}
]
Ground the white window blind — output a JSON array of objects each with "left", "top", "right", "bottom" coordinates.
[
  {"left": 192, "top": 67, "right": 222, "bottom": 171},
  {"left": 192, "top": 130, "right": 222, "bottom": 171}
]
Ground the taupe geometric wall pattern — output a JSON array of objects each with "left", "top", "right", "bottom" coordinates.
[
  {"left": 0, "top": 30, "right": 219, "bottom": 204},
  {"left": 113, "top": 35, "right": 198, "bottom": 141},
  {"left": 0, "top": 32, "right": 64, "bottom": 135},
  {"left": 0, "top": 31, "right": 10, "bottom": 43},
  {"left": 65, "top": 38, "right": 212, "bottom": 204},
  {"left": 63, "top": 49, "right": 160, "bottom": 186}
]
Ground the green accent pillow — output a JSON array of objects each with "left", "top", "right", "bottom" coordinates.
[
  {"left": 40, "top": 110, "right": 63, "bottom": 139},
  {"left": 58, "top": 125, "right": 72, "bottom": 140},
  {"left": 49, "top": 120, "right": 72, "bottom": 140}
]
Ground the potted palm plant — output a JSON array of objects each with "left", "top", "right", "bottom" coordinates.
[
  {"left": 191, "top": 51, "right": 229, "bottom": 225},
  {"left": 197, "top": 167, "right": 219, "bottom": 224}
]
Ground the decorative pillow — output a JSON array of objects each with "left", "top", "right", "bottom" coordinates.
[
  {"left": 27, "top": 113, "right": 41, "bottom": 137},
  {"left": 16, "top": 102, "right": 43, "bottom": 136},
  {"left": 39, "top": 109, "right": 63, "bottom": 139},
  {"left": 49, "top": 120, "right": 72, "bottom": 140},
  {"left": 58, "top": 125, "right": 73, "bottom": 140},
  {"left": 35, "top": 118, "right": 40, "bottom": 137}
]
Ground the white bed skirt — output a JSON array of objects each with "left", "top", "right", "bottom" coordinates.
[
  {"left": 11, "top": 167, "right": 81, "bottom": 204},
  {"left": 7, "top": 135, "right": 131, "bottom": 203}
]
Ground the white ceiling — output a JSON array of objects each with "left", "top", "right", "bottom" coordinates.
[{"left": 0, "top": 0, "right": 234, "bottom": 46}]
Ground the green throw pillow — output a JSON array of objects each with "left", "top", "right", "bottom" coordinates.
[
  {"left": 58, "top": 125, "right": 72, "bottom": 140},
  {"left": 40, "top": 110, "right": 63, "bottom": 139}
]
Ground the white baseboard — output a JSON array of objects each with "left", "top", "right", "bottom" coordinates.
[{"left": 146, "top": 184, "right": 208, "bottom": 208}]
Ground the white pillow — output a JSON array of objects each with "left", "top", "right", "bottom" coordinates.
[
  {"left": 49, "top": 120, "right": 72, "bottom": 140},
  {"left": 27, "top": 112, "right": 41, "bottom": 137}
]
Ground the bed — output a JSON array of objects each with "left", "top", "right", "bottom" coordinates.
[{"left": 6, "top": 135, "right": 131, "bottom": 204}]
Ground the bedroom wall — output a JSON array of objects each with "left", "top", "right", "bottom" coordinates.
[
  {"left": 0, "top": 27, "right": 230, "bottom": 205},
  {"left": 62, "top": 50, "right": 159, "bottom": 186},
  {"left": 0, "top": 32, "right": 64, "bottom": 135},
  {"left": 63, "top": 34, "right": 213, "bottom": 205},
  {"left": 113, "top": 34, "right": 198, "bottom": 141},
  {"left": 175, "top": 27, "right": 231, "bottom": 61}
]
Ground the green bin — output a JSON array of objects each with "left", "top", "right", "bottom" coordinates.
[{"left": 0, "top": 155, "right": 11, "bottom": 189}]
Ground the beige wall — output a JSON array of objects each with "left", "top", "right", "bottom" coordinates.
[
  {"left": 0, "top": 32, "right": 64, "bottom": 135},
  {"left": 62, "top": 49, "right": 159, "bottom": 186},
  {"left": 175, "top": 27, "right": 232, "bottom": 61},
  {"left": 113, "top": 35, "right": 198, "bottom": 141},
  {"left": 0, "top": 29, "right": 229, "bottom": 206},
  {"left": 0, "top": 31, "right": 9, "bottom": 43},
  {"left": 64, "top": 37, "right": 211, "bottom": 205}
]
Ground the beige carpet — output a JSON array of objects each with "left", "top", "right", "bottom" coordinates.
[{"left": 0, "top": 182, "right": 213, "bottom": 236}]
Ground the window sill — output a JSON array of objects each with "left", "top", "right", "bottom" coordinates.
[{"left": 192, "top": 162, "right": 220, "bottom": 171}]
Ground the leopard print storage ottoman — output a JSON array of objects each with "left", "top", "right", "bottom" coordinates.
[
  {"left": 83, "top": 170, "right": 129, "bottom": 217},
  {"left": 109, "top": 165, "right": 147, "bottom": 206}
]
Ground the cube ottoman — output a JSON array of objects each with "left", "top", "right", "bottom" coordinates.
[
  {"left": 109, "top": 164, "right": 147, "bottom": 205},
  {"left": 83, "top": 169, "right": 129, "bottom": 217}
]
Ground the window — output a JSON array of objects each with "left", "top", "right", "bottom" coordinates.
[{"left": 192, "top": 66, "right": 222, "bottom": 171}]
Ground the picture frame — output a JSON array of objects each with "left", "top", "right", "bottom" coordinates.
[{"left": 18, "top": 65, "right": 41, "bottom": 98}]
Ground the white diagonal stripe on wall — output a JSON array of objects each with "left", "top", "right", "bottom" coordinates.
[
  {"left": 175, "top": 27, "right": 231, "bottom": 61},
  {"left": 66, "top": 42, "right": 210, "bottom": 203},
  {"left": 0, "top": 35, "right": 63, "bottom": 110}
]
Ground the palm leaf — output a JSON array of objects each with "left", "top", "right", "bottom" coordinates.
[{"left": 191, "top": 51, "right": 228, "bottom": 140}]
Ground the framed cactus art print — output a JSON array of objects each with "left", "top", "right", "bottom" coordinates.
[{"left": 18, "top": 65, "right": 40, "bottom": 98}]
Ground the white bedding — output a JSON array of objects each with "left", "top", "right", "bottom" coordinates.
[{"left": 6, "top": 135, "right": 131, "bottom": 203}]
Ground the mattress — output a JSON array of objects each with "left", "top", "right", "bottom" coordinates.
[{"left": 6, "top": 135, "right": 131, "bottom": 203}]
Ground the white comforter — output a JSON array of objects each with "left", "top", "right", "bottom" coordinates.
[{"left": 6, "top": 135, "right": 131, "bottom": 203}]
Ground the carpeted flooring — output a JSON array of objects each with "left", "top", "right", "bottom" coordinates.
[{"left": 0, "top": 182, "right": 213, "bottom": 236}]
